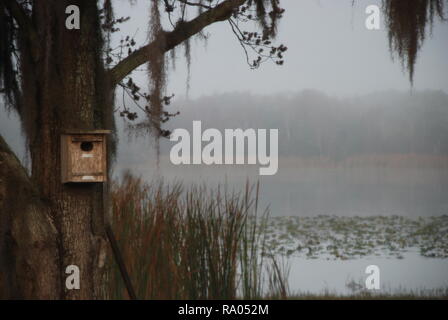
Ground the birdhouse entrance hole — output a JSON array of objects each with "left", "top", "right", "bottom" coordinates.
[{"left": 80, "top": 141, "right": 94, "bottom": 152}]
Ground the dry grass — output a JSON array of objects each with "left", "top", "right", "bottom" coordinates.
[
  {"left": 105, "top": 172, "right": 289, "bottom": 300},
  {"left": 287, "top": 287, "right": 448, "bottom": 300}
]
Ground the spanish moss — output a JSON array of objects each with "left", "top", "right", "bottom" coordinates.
[
  {"left": 147, "top": 0, "right": 166, "bottom": 163},
  {"left": 383, "top": 0, "right": 446, "bottom": 83}
]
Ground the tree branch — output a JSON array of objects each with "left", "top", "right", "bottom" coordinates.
[{"left": 108, "top": 0, "right": 246, "bottom": 85}]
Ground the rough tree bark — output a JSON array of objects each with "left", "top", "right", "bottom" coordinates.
[{"left": 0, "top": 135, "right": 59, "bottom": 299}]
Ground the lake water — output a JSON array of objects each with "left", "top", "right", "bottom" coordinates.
[
  {"left": 288, "top": 252, "right": 448, "bottom": 295},
  {"left": 116, "top": 158, "right": 448, "bottom": 217},
  {"left": 115, "top": 157, "right": 448, "bottom": 296}
]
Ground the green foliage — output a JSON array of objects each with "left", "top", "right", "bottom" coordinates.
[{"left": 260, "top": 215, "right": 448, "bottom": 260}]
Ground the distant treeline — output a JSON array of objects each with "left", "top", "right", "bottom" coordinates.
[{"left": 158, "top": 90, "right": 448, "bottom": 160}]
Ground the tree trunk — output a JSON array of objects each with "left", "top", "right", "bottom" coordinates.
[
  {"left": 0, "top": 135, "right": 60, "bottom": 299},
  {"left": 1, "top": 0, "right": 112, "bottom": 299}
]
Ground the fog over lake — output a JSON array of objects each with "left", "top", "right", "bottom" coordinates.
[{"left": 116, "top": 90, "right": 448, "bottom": 218}]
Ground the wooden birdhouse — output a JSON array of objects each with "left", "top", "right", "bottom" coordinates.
[{"left": 61, "top": 130, "right": 111, "bottom": 183}]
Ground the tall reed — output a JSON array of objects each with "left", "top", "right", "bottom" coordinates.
[{"left": 105, "top": 172, "right": 289, "bottom": 299}]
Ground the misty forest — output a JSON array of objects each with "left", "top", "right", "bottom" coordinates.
[{"left": 1, "top": 0, "right": 448, "bottom": 300}]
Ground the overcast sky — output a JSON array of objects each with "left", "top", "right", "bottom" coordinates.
[{"left": 113, "top": 0, "right": 448, "bottom": 99}]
